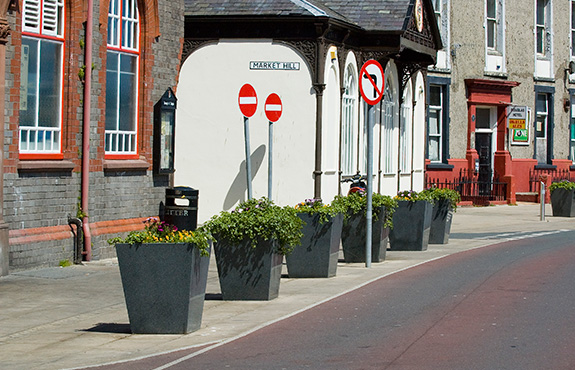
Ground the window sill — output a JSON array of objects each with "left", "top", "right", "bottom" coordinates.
[
  {"left": 426, "top": 163, "right": 454, "bottom": 171},
  {"left": 483, "top": 71, "right": 508, "bottom": 79},
  {"left": 17, "top": 160, "right": 75, "bottom": 173},
  {"left": 534, "top": 163, "right": 557, "bottom": 170},
  {"left": 103, "top": 159, "right": 150, "bottom": 171},
  {"left": 533, "top": 76, "right": 555, "bottom": 83}
]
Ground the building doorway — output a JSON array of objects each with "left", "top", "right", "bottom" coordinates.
[{"left": 475, "top": 107, "right": 496, "bottom": 195}]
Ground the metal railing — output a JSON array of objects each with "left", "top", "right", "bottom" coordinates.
[
  {"left": 529, "top": 168, "right": 574, "bottom": 193},
  {"left": 425, "top": 169, "right": 507, "bottom": 206}
]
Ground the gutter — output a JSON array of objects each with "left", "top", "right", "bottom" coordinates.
[{"left": 81, "top": 0, "right": 93, "bottom": 260}]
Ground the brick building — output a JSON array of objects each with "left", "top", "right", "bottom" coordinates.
[{"left": 1, "top": 0, "right": 184, "bottom": 272}]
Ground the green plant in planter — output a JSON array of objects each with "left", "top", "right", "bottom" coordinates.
[
  {"left": 421, "top": 186, "right": 461, "bottom": 212},
  {"left": 107, "top": 217, "right": 212, "bottom": 256},
  {"left": 393, "top": 189, "right": 435, "bottom": 203},
  {"left": 331, "top": 192, "right": 397, "bottom": 229},
  {"left": 549, "top": 180, "right": 575, "bottom": 193},
  {"left": 204, "top": 197, "right": 304, "bottom": 255},
  {"left": 294, "top": 198, "right": 344, "bottom": 224}
]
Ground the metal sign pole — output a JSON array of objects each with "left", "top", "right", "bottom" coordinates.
[
  {"left": 366, "top": 104, "right": 374, "bottom": 268},
  {"left": 244, "top": 116, "right": 253, "bottom": 200},
  {"left": 540, "top": 181, "right": 545, "bottom": 221},
  {"left": 268, "top": 121, "right": 273, "bottom": 200}
]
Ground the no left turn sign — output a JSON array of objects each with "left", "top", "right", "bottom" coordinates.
[
  {"left": 238, "top": 84, "right": 258, "bottom": 118},
  {"left": 265, "top": 93, "right": 282, "bottom": 122},
  {"left": 359, "top": 60, "right": 384, "bottom": 105}
]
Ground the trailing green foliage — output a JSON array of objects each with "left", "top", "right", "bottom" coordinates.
[
  {"left": 549, "top": 180, "right": 575, "bottom": 193},
  {"left": 420, "top": 186, "right": 461, "bottom": 212},
  {"left": 294, "top": 198, "right": 345, "bottom": 224},
  {"left": 203, "top": 197, "right": 304, "bottom": 255},
  {"left": 331, "top": 192, "right": 397, "bottom": 229},
  {"left": 107, "top": 217, "right": 212, "bottom": 257},
  {"left": 393, "top": 189, "right": 435, "bottom": 203}
]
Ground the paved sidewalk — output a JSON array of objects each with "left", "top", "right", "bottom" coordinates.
[{"left": 0, "top": 203, "right": 573, "bottom": 370}]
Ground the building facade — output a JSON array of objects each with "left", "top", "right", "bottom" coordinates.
[
  {"left": 2, "top": 0, "right": 184, "bottom": 272},
  {"left": 427, "top": 0, "right": 575, "bottom": 204}
]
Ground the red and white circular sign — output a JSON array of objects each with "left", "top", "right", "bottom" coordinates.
[
  {"left": 265, "top": 93, "right": 282, "bottom": 122},
  {"left": 238, "top": 84, "right": 258, "bottom": 118},
  {"left": 359, "top": 60, "right": 385, "bottom": 105}
]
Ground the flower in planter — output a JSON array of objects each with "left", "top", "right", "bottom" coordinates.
[
  {"left": 332, "top": 192, "right": 397, "bottom": 229},
  {"left": 204, "top": 197, "right": 304, "bottom": 255},
  {"left": 549, "top": 180, "right": 575, "bottom": 193},
  {"left": 420, "top": 186, "right": 461, "bottom": 212},
  {"left": 107, "top": 217, "right": 212, "bottom": 256},
  {"left": 393, "top": 189, "right": 434, "bottom": 203},
  {"left": 294, "top": 198, "right": 344, "bottom": 224}
]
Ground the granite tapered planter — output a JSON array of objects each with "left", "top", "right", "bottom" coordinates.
[
  {"left": 389, "top": 200, "right": 433, "bottom": 251},
  {"left": 286, "top": 213, "right": 343, "bottom": 278},
  {"left": 341, "top": 206, "right": 389, "bottom": 263},
  {"left": 115, "top": 243, "right": 210, "bottom": 334},
  {"left": 550, "top": 188, "right": 575, "bottom": 217},
  {"left": 428, "top": 198, "right": 454, "bottom": 244},
  {"left": 214, "top": 238, "right": 283, "bottom": 300}
]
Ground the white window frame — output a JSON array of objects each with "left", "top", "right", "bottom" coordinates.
[
  {"left": 484, "top": 0, "right": 505, "bottom": 74},
  {"left": 428, "top": 85, "right": 443, "bottom": 163},
  {"left": 341, "top": 64, "right": 358, "bottom": 176},
  {"left": 19, "top": 0, "right": 64, "bottom": 155},
  {"left": 534, "top": 0, "right": 553, "bottom": 79},
  {"left": 382, "top": 84, "right": 396, "bottom": 175},
  {"left": 570, "top": 1, "right": 575, "bottom": 82},
  {"left": 536, "top": 93, "right": 549, "bottom": 140},
  {"left": 105, "top": 0, "right": 140, "bottom": 156},
  {"left": 399, "top": 85, "right": 412, "bottom": 174},
  {"left": 430, "top": 0, "right": 450, "bottom": 71}
]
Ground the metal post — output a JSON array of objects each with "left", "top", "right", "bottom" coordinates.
[
  {"left": 244, "top": 116, "right": 253, "bottom": 200},
  {"left": 540, "top": 181, "right": 545, "bottom": 221},
  {"left": 268, "top": 121, "right": 273, "bottom": 200},
  {"left": 366, "top": 104, "right": 374, "bottom": 268}
]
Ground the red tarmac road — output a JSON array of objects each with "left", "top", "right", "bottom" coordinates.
[{"left": 94, "top": 230, "right": 575, "bottom": 370}]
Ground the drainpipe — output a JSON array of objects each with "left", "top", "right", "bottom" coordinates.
[{"left": 81, "top": 0, "right": 93, "bottom": 260}]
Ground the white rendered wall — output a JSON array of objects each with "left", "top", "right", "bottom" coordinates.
[
  {"left": 412, "top": 72, "right": 426, "bottom": 191},
  {"left": 176, "top": 40, "right": 316, "bottom": 223}
]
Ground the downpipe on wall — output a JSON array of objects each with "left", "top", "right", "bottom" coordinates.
[{"left": 81, "top": 0, "right": 93, "bottom": 260}]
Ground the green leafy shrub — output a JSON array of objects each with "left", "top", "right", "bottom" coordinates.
[
  {"left": 393, "top": 189, "right": 434, "bottom": 203},
  {"left": 331, "top": 192, "right": 397, "bottom": 229},
  {"left": 294, "top": 198, "right": 345, "bottom": 224},
  {"left": 549, "top": 180, "right": 575, "bottom": 193},
  {"left": 107, "top": 217, "right": 212, "bottom": 257},
  {"left": 420, "top": 186, "right": 461, "bottom": 211},
  {"left": 203, "top": 197, "right": 303, "bottom": 255}
]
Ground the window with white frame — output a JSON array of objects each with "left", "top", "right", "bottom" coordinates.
[
  {"left": 485, "top": 0, "right": 505, "bottom": 73},
  {"left": 399, "top": 88, "right": 412, "bottom": 173},
  {"left": 382, "top": 84, "right": 395, "bottom": 174},
  {"left": 106, "top": 0, "right": 139, "bottom": 155},
  {"left": 571, "top": 0, "right": 575, "bottom": 60},
  {"left": 536, "top": 0, "right": 550, "bottom": 57},
  {"left": 431, "top": 0, "right": 450, "bottom": 70},
  {"left": 19, "top": 0, "right": 64, "bottom": 154},
  {"left": 428, "top": 85, "right": 443, "bottom": 162},
  {"left": 341, "top": 64, "right": 358, "bottom": 176}
]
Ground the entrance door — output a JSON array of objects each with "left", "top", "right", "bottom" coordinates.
[{"left": 475, "top": 133, "right": 492, "bottom": 195}]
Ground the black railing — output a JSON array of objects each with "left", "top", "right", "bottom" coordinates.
[
  {"left": 529, "top": 168, "right": 574, "bottom": 193},
  {"left": 425, "top": 169, "right": 507, "bottom": 206}
]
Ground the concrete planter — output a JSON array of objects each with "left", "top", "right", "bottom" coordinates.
[
  {"left": 429, "top": 199, "right": 454, "bottom": 244},
  {"left": 214, "top": 237, "right": 283, "bottom": 300},
  {"left": 551, "top": 188, "right": 575, "bottom": 217},
  {"left": 389, "top": 200, "right": 433, "bottom": 251},
  {"left": 115, "top": 243, "right": 210, "bottom": 334},
  {"left": 286, "top": 213, "right": 343, "bottom": 278},
  {"left": 341, "top": 206, "right": 389, "bottom": 263}
]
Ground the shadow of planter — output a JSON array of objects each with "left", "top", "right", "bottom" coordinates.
[
  {"left": 214, "top": 238, "right": 282, "bottom": 300},
  {"left": 389, "top": 200, "right": 433, "bottom": 251},
  {"left": 115, "top": 243, "right": 210, "bottom": 334},
  {"left": 341, "top": 206, "right": 389, "bottom": 263},
  {"left": 551, "top": 188, "right": 575, "bottom": 217},
  {"left": 286, "top": 213, "right": 343, "bottom": 278},
  {"left": 429, "top": 199, "right": 454, "bottom": 244}
]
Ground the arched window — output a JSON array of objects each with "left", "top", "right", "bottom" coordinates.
[
  {"left": 382, "top": 79, "right": 396, "bottom": 175},
  {"left": 341, "top": 64, "right": 358, "bottom": 176},
  {"left": 105, "top": 0, "right": 139, "bottom": 155},
  {"left": 400, "top": 83, "right": 412, "bottom": 173},
  {"left": 19, "top": 0, "right": 65, "bottom": 156}
]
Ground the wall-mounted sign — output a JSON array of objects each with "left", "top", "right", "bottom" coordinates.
[
  {"left": 415, "top": 0, "right": 424, "bottom": 32},
  {"left": 250, "top": 61, "right": 300, "bottom": 71},
  {"left": 508, "top": 106, "right": 531, "bottom": 146}
]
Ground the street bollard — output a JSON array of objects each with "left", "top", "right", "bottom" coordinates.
[{"left": 540, "top": 181, "right": 545, "bottom": 221}]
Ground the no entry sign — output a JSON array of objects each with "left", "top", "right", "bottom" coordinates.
[
  {"left": 265, "top": 93, "right": 282, "bottom": 122},
  {"left": 238, "top": 84, "right": 258, "bottom": 118},
  {"left": 359, "top": 60, "right": 384, "bottom": 105}
]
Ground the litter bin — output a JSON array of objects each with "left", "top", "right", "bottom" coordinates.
[{"left": 163, "top": 187, "right": 198, "bottom": 231}]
